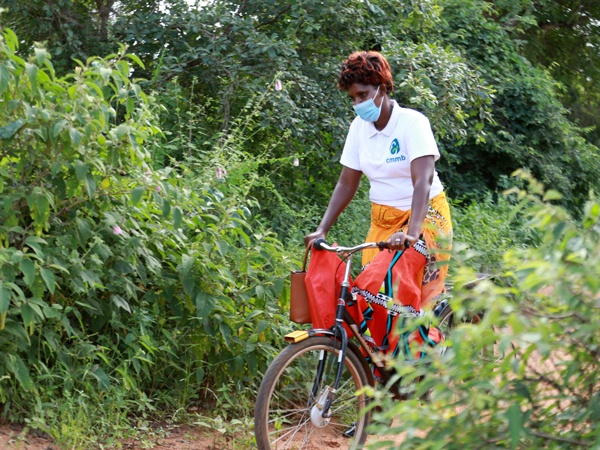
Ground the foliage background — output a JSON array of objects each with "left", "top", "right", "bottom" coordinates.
[{"left": 0, "top": 0, "right": 598, "bottom": 448}]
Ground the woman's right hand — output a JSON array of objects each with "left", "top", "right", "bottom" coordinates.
[{"left": 304, "top": 230, "right": 326, "bottom": 248}]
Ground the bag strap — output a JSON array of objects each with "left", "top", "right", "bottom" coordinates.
[{"left": 301, "top": 243, "right": 312, "bottom": 271}]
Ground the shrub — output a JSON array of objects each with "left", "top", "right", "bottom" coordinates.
[
  {"left": 368, "top": 174, "right": 600, "bottom": 449},
  {"left": 0, "top": 27, "right": 291, "bottom": 444}
]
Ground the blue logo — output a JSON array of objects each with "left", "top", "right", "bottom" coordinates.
[{"left": 386, "top": 138, "right": 406, "bottom": 163}]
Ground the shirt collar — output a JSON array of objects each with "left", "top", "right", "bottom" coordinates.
[{"left": 366, "top": 100, "right": 400, "bottom": 138}]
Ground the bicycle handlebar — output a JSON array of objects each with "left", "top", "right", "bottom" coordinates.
[{"left": 313, "top": 238, "right": 410, "bottom": 253}]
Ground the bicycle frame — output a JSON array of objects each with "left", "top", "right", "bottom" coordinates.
[{"left": 285, "top": 239, "right": 406, "bottom": 418}]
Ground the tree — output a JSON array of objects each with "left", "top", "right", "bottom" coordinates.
[
  {"left": 522, "top": 0, "right": 600, "bottom": 146},
  {"left": 0, "top": 0, "right": 119, "bottom": 73}
]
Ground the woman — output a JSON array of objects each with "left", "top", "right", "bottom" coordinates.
[{"left": 304, "top": 50, "right": 452, "bottom": 312}]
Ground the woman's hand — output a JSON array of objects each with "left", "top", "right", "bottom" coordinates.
[
  {"left": 304, "top": 230, "right": 326, "bottom": 248},
  {"left": 387, "top": 231, "right": 418, "bottom": 251}
]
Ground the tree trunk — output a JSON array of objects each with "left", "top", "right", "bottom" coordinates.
[{"left": 95, "top": 0, "right": 115, "bottom": 42}]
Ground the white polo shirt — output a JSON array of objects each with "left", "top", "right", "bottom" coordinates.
[{"left": 340, "top": 100, "right": 444, "bottom": 210}]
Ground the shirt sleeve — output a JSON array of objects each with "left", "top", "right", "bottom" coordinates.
[
  {"left": 405, "top": 113, "right": 440, "bottom": 162},
  {"left": 340, "top": 119, "right": 361, "bottom": 170}
]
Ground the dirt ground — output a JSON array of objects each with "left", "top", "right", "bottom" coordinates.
[
  {"left": 0, "top": 420, "right": 405, "bottom": 450},
  {"left": 0, "top": 423, "right": 218, "bottom": 450}
]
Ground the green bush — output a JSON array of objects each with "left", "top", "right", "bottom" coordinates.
[
  {"left": 368, "top": 175, "right": 600, "bottom": 449},
  {"left": 451, "top": 186, "right": 539, "bottom": 274},
  {"left": 0, "top": 27, "right": 292, "bottom": 444}
]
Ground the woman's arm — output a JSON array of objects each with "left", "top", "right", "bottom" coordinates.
[
  {"left": 388, "top": 155, "right": 435, "bottom": 249},
  {"left": 304, "top": 166, "right": 363, "bottom": 247}
]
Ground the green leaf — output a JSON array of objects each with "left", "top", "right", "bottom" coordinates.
[
  {"left": 20, "top": 259, "right": 36, "bottom": 287},
  {"left": 162, "top": 198, "right": 171, "bottom": 217},
  {"left": 196, "top": 367, "right": 205, "bottom": 384},
  {"left": 111, "top": 295, "right": 132, "bottom": 313},
  {"left": 74, "top": 160, "right": 88, "bottom": 181},
  {"left": 126, "top": 53, "right": 145, "bottom": 69},
  {"left": 21, "top": 303, "right": 35, "bottom": 326},
  {"left": 506, "top": 403, "right": 523, "bottom": 448},
  {"left": 245, "top": 310, "right": 264, "bottom": 321},
  {"left": 99, "top": 67, "right": 112, "bottom": 81},
  {"left": 25, "top": 63, "right": 38, "bottom": 91},
  {"left": 52, "top": 120, "right": 68, "bottom": 139},
  {"left": 40, "top": 268, "right": 56, "bottom": 294},
  {"left": 195, "top": 291, "right": 215, "bottom": 319},
  {"left": 543, "top": 190, "right": 562, "bottom": 201},
  {"left": 84, "top": 174, "right": 97, "bottom": 197},
  {"left": 9, "top": 355, "right": 33, "bottom": 392},
  {"left": 3, "top": 28, "right": 19, "bottom": 51},
  {"left": 0, "top": 119, "right": 25, "bottom": 139},
  {"left": 182, "top": 273, "right": 196, "bottom": 297},
  {"left": 130, "top": 186, "right": 145, "bottom": 205},
  {"left": 0, "top": 284, "right": 10, "bottom": 314},
  {"left": 34, "top": 48, "right": 47, "bottom": 65},
  {"left": 116, "top": 123, "right": 129, "bottom": 139},
  {"left": 90, "top": 366, "right": 111, "bottom": 391},
  {"left": 173, "top": 207, "right": 183, "bottom": 229},
  {"left": 219, "top": 322, "right": 232, "bottom": 348},
  {"left": 69, "top": 127, "right": 83, "bottom": 147},
  {"left": 178, "top": 254, "right": 195, "bottom": 277},
  {"left": 0, "top": 64, "right": 10, "bottom": 96}
]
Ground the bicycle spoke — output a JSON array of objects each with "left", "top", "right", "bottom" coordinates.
[
  {"left": 270, "top": 414, "right": 311, "bottom": 447},
  {"left": 255, "top": 337, "right": 371, "bottom": 449}
]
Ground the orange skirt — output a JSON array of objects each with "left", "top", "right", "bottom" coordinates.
[{"left": 362, "top": 192, "right": 453, "bottom": 309}]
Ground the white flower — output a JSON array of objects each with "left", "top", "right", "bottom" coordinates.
[
  {"left": 293, "top": 158, "right": 299, "bottom": 166},
  {"left": 275, "top": 79, "right": 282, "bottom": 91},
  {"left": 113, "top": 225, "right": 123, "bottom": 235}
]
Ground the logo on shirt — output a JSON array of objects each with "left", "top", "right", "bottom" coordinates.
[{"left": 386, "top": 138, "right": 406, "bottom": 163}]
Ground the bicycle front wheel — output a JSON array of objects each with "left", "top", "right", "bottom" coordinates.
[{"left": 254, "top": 336, "right": 371, "bottom": 450}]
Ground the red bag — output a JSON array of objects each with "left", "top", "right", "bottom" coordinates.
[
  {"left": 304, "top": 247, "right": 347, "bottom": 330},
  {"left": 303, "top": 247, "right": 364, "bottom": 336},
  {"left": 352, "top": 247, "right": 428, "bottom": 355}
]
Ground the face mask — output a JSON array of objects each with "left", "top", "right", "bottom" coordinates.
[{"left": 353, "top": 85, "right": 382, "bottom": 122}]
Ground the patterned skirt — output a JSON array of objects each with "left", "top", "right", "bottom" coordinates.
[{"left": 361, "top": 191, "right": 453, "bottom": 310}]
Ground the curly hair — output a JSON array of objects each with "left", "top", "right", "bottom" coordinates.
[{"left": 337, "top": 51, "right": 394, "bottom": 93}]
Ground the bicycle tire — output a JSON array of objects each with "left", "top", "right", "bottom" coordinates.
[{"left": 254, "top": 336, "right": 371, "bottom": 450}]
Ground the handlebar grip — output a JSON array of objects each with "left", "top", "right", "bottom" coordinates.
[
  {"left": 377, "top": 239, "right": 411, "bottom": 251},
  {"left": 313, "top": 238, "right": 328, "bottom": 250},
  {"left": 377, "top": 241, "right": 389, "bottom": 250}
]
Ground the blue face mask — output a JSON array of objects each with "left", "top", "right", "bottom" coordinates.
[{"left": 353, "top": 85, "right": 382, "bottom": 122}]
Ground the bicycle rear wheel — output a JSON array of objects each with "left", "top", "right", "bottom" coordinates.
[
  {"left": 436, "top": 303, "right": 502, "bottom": 363},
  {"left": 254, "top": 336, "right": 371, "bottom": 450}
]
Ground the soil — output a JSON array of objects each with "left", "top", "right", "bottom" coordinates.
[
  {"left": 0, "top": 420, "right": 405, "bottom": 450},
  {"left": 0, "top": 423, "right": 218, "bottom": 450}
]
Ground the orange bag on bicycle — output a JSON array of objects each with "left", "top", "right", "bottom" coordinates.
[
  {"left": 304, "top": 247, "right": 362, "bottom": 335},
  {"left": 352, "top": 246, "right": 437, "bottom": 357}
]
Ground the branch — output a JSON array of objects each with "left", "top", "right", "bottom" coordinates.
[
  {"left": 255, "top": 5, "right": 293, "bottom": 29},
  {"left": 530, "top": 430, "right": 590, "bottom": 447}
]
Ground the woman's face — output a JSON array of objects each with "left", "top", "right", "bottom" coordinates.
[{"left": 347, "top": 83, "right": 383, "bottom": 107}]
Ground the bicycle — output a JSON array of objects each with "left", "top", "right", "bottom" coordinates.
[{"left": 254, "top": 238, "right": 469, "bottom": 449}]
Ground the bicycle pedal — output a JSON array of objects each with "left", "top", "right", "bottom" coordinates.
[{"left": 342, "top": 422, "right": 356, "bottom": 438}]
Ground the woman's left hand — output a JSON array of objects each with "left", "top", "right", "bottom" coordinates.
[{"left": 387, "top": 232, "right": 419, "bottom": 251}]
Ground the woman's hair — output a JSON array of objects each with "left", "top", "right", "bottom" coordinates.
[{"left": 338, "top": 51, "right": 394, "bottom": 93}]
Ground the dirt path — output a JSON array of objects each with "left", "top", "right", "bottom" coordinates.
[
  {"left": 0, "top": 420, "right": 405, "bottom": 450},
  {"left": 0, "top": 423, "right": 215, "bottom": 450}
]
